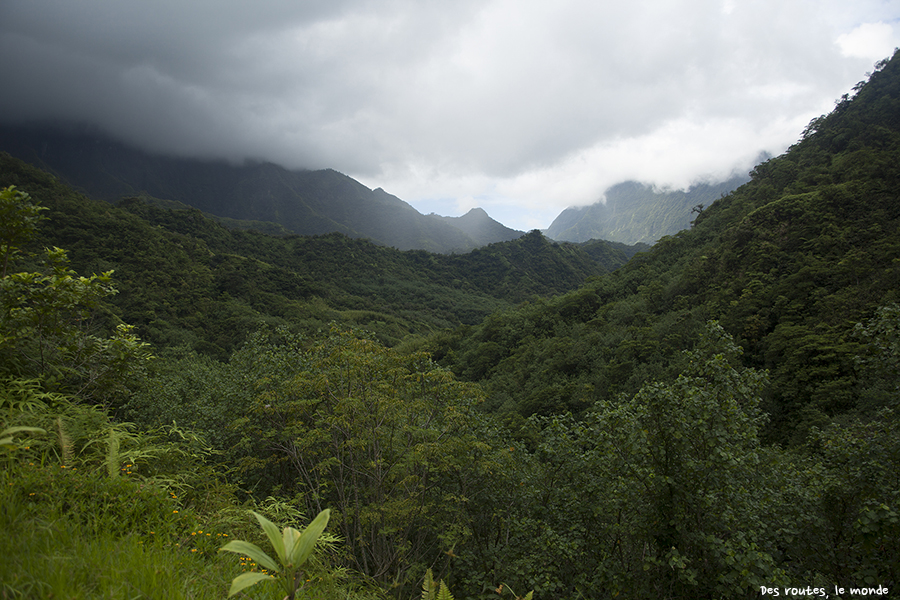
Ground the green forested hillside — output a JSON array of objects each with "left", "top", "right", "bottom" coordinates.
[
  {"left": 3, "top": 53, "right": 900, "bottom": 600},
  {"left": 0, "top": 152, "right": 618, "bottom": 356}
]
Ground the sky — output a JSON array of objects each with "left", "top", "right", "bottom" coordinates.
[{"left": 1, "top": 1, "right": 899, "bottom": 231}]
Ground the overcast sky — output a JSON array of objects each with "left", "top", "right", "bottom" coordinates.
[{"left": 2, "top": 1, "right": 899, "bottom": 230}]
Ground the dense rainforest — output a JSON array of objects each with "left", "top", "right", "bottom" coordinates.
[{"left": 2, "top": 51, "right": 900, "bottom": 600}]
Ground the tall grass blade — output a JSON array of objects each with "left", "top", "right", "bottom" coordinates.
[{"left": 56, "top": 417, "right": 72, "bottom": 465}]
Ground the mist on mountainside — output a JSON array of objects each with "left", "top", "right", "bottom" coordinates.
[
  {"left": 545, "top": 174, "right": 752, "bottom": 244},
  {"left": 0, "top": 123, "right": 523, "bottom": 253}
]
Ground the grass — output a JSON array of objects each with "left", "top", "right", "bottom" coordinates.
[
  {"left": 0, "top": 462, "right": 387, "bottom": 600},
  {"left": 0, "top": 527, "right": 238, "bottom": 599},
  {"left": 0, "top": 463, "right": 239, "bottom": 599}
]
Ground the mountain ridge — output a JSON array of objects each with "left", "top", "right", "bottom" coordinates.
[
  {"left": 0, "top": 123, "right": 522, "bottom": 253},
  {"left": 0, "top": 150, "right": 637, "bottom": 354}
]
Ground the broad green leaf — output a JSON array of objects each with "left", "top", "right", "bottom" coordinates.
[
  {"left": 282, "top": 526, "right": 301, "bottom": 565},
  {"left": 227, "top": 571, "right": 274, "bottom": 597},
  {"left": 251, "top": 510, "right": 287, "bottom": 565},
  {"left": 288, "top": 508, "right": 330, "bottom": 567},
  {"left": 220, "top": 539, "right": 280, "bottom": 574}
]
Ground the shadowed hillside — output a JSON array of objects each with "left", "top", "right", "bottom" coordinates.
[{"left": 0, "top": 124, "right": 522, "bottom": 253}]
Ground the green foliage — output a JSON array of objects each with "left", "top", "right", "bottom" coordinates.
[
  {"left": 584, "top": 322, "right": 778, "bottom": 597},
  {"left": 802, "top": 410, "right": 900, "bottom": 586},
  {"left": 121, "top": 344, "right": 249, "bottom": 455},
  {"left": 235, "top": 326, "right": 485, "bottom": 590},
  {"left": 421, "top": 569, "right": 455, "bottom": 600},
  {"left": 853, "top": 303, "right": 900, "bottom": 413},
  {"left": 0, "top": 185, "right": 47, "bottom": 277},
  {"left": 220, "top": 508, "right": 331, "bottom": 599},
  {"left": 420, "top": 568, "right": 533, "bottom": 600},
  {"left": 449, "top": 323, "right": 789, "bottom": 598},
  {"left": 0, "top": 185, "right": 154, "bottom": 405},
  {"left": 1, "top": 154, "right": 622, "bottom": 356},
  {"left": 0, "top": 468, "right": 236, "bottom": 600},
  {"left": 8, "top": 460, "right": 185, "bottom": 537},
  {"left": 0, "top": 424, "right": 45, "bottom": 452}
]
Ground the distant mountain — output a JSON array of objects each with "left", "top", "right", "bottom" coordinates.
[
  {"left": 430, "top": 207, "right": 523, "bottom": 248},
  {"left": 0, "top": 123, "right": 523, "bottom": 253},
  {"left": 545, "top": 175, "right": 750, "bottom": 244}
]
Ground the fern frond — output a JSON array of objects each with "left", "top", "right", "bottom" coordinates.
[
  {"left": 421, "top": 568, "right": 436, "bottom": 600},
  {"left": 436, "top": 581, "right": 455, "bottom": 600}
]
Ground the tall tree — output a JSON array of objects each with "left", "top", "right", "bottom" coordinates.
[{"left": 236, "top": 326, "right": 486, "bottom": 589}]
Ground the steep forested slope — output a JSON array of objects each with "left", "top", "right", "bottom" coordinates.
[
  {"left": 0, "top": 153, "right": 625, "bottom": 356},
  {"left": 431, "top": 51, "right": 900, "bottom": 443}
]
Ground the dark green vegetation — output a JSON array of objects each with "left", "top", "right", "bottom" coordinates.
[
  {"left": 0, "top": 151, "right": 622, "bottom": 357},
  {"left": 3, "top": 51, "right": 900, "bottom": 600},
  {"left": 546, "top": 174, "right": 750, "bottom": 244},
  {"left": 0, "top": 124, "right": 522, "bottom": 253}
]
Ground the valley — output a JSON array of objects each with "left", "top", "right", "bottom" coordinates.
[{"left": 2, "top": 49, "right": 899, "bottom": 600}]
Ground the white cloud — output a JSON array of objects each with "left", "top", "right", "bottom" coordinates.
[
  {"left": 1, "top": 0, "right": 898, "bottom": 231},
  {"left": 837, "top": 22, "right": 899, "bottom": 60}
]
